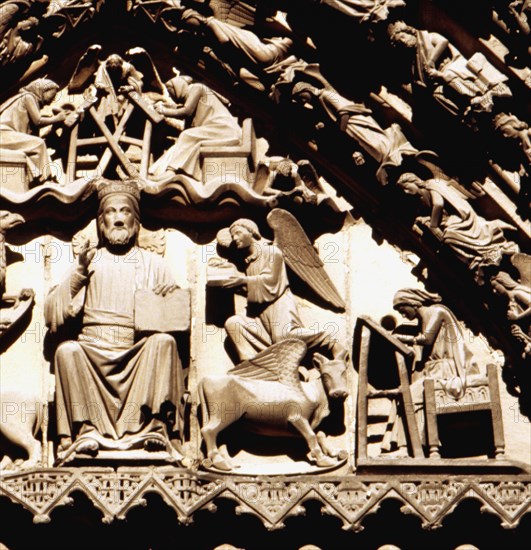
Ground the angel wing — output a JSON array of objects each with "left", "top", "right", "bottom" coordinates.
[
  {"left": 67, "top": 44, "right": 102, "bottom": 92},
  {"left": 267, "top": 209, "right": 346, "bottom": 311},
  {"left": 511, "top": 253, "right": 531, "bottom": 288},
  {"left": 229, "top": 338, "right": 307, "bottom": 390},
  {"left": 208, "top": 0, "right": 257, "bottom": 28},
  {"left": 125, "top": 47, "right": 164, "bottom": 94}
]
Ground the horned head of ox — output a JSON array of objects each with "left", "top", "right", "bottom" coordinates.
[{"left": 312, "top": 350, "right": 349, "bottom": 399}]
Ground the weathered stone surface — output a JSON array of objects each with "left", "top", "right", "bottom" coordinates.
[{"left": 0, "top": 1, "right": 529, "bottom": 545}]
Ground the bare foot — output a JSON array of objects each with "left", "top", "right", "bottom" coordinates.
[
  {"left": 76, "top": 439, "right": 99, "bottom": 455},
  {"left": 58, "top": 437, "right": 72, "bottom": 453}
]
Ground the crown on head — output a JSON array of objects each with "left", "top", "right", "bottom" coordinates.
[{"left": 96, "top": 180, "right": 141, "bottom": 202}]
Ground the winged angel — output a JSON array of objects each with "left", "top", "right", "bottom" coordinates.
[
  {"left": 66, "top": 44, "right": 165, "bottom": 123},
  {"left": 215, "top": 208, "right": 347, "bottom": 362}
]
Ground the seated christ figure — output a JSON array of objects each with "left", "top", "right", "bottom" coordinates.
[{"left": 45, "top": 180, "right": 186, "bottom": 458}]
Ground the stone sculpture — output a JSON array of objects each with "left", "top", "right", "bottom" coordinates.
[
  {"left": 199, "top": 338, "right": 348, "bottom": 471},
  {"left": 149, "top": 74, "right": 242, "bottom": 183},
  {"left": 63, "top": 45, "right": 171, "bottom": 181},
  {"left": 318, "top": 0, "right": 405, "bottom": 23},
  {"left": 0, "top": 211, "right": 39, "bottom": 471},
  {"left": 0, "top": 354, "right": 41, "bottom": 471},
  {"left": 384, "top": 288, "right": 481, "bottom": 453},
  {"left": 0, "top": 212, "right": 24, "bottom": 303},
  {"left": 216, "top": 211, "right": 347, "bottom": 363},
  {"left": 0, "top": 0, "right": 48, "bottom": 65},
  {"left": 0, "top": 16, "right": 42, "bottom": 65},
  {"left": 388, "top": 21, "right": 512, "bottom": 118},
  {"left": 507, "top": 0, "right": 531, "bottom": 34},
  {"left": 45, "top": 1, "right": 105, "bottom": 38},
  {"left": 494, "top": 0, "right": 530, "bottom": 57},
  {"left": 44, "top": 180, "right": 187, "bottom": 461},
  {"left": 396, "top": 173, "right": 519, "bottom": 277},
  {"left": 493, "top": 113, "right": 531, "bottom": 166},
  {"left": 253, "top": 157, "right": 327, "bottom": 205},
  {"left": 0, "top": 1, "right": 528, "bottom": 536},
  {"left": 0, "top": 78, "right": 73, "bottom": 189},
  {"left": 181, "top": 9, "right": 295, "bottom": 90},
  {"left": 490, "top": 254, "right": 531, "bottom": 357},
  {"left": 68, "top": 46, "right": 145, "bottom": 123},
  {"left": 291, "top": 81, "right": 419, "bottom": 184}
]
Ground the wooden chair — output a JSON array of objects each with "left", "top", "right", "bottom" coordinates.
[
  {"left": 424, "top": 364, "right": 505, "bottom": 459},
  {"left": 0, "top": 150, "right": 30, "bottom": 193},
  {"left": 200, "top": 118, "right": 256, "bottom": 185}
]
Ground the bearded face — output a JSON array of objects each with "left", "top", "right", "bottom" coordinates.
[
  {"left": 395, "top": 29, "right": 417, "bottom": 48},
  {"left": 98, "top": 195, "right": 139, "bottom": 249},
  {"left": 106, "top": 226, "right": 132, "bottom": 245},
  {"left": 389, "top": 23, "right": 417, "bottom": 48}
]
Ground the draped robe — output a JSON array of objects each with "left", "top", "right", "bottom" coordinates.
[
  {"left": 0, "top": 91, "right": 52, "bottom": 181},
  {"left": 45, "top": 247, "right": 186, "bottom": 448},
  {"left": 225, "top": 240, "right": 335, "bottom": 361}
]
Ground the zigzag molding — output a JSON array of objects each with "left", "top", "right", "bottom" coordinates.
[{"left": 1, "top": 469, "right": 530, "bottom": 530}]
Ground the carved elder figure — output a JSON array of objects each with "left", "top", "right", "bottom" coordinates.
[
  {"left": 182, "top": 9, "right": 295, "bottom": 89},
  {"left": 0, "top": 78, "right": 69, "bottom": 186},
  {"left": 291, "top": 81, "right": 419, "bottom": 184},
  {"left": 396, "top": 173, "right": 518, "bottom": 276},
  {"left": 388, "top": 21, "right": 512, "bottom": 116},
  {"left": 490, "top": 254, "right": 531, "bottom": 357},
  {"left": 45, "top": 180, "right": 186, "bottom": 458},
  {"left": 219, "top": 213, "right": 346, "bottom": 362},
  {"left": 149, "top": 75, "right": 241, "bottom": 183}
]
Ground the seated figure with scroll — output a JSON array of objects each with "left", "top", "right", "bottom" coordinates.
[
  {"left": 388, "top": 21, "right": 512, "bottom": 118},
  {"left": 396, "top": 173, "right": 518, "bottom": 279},
  {"left": 45, "top": 180, "right": 187, "bottom": 461}
]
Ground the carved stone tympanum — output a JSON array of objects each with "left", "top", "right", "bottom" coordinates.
[{"left": 0, "top": 2, "right": 529, "bottom": 544}]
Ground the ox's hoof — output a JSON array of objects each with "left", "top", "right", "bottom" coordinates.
[
  {"left": 21, "top": 451, "right": 42, "bottom": 470},
  {"left": 309, "top": 452, "right": 337, "bottom": 468},
  {"left": 204, "top": 452, "right": 234, "bottom": 471}
]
